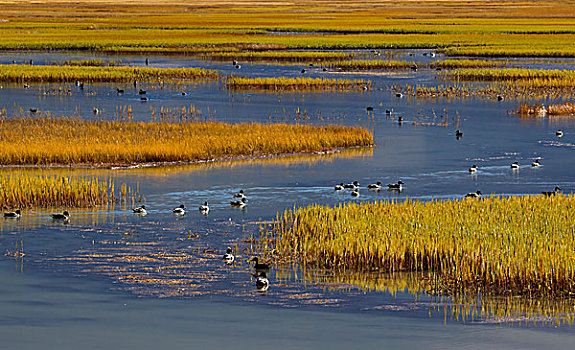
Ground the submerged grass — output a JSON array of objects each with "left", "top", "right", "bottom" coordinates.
[
  {"left": 226, "top": 76, "right": 371, "bottom": 92},
  {"left": 268, "top": 195, "right": 575, "bottom": 297},
  {"left": 0, "top": 116, "right": 373, "bottom": 166}
]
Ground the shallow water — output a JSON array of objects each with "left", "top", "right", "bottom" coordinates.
[{"left": 1, "top": 51, "right": 575, "bottom": 347}]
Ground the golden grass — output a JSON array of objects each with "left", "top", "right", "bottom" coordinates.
[
  {"left": 267, "top": 195, "right": 575, "bottom": 297},
  {"left": 225, "top": 76, "right": 371, "bottom": 92},
  {"left": 0, "top": 116, "right": 373, "bottom": 166},
  {"left": 518, "top": 102, "right": 575, "bottom": 117}
]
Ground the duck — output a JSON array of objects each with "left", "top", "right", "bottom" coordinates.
[
  {"left": 556, "top": 130, "right": 564, "bottom": 137},
  {"left": 250, "top": 257, "right": 270, "bottom": 272},
  {"left": 51, "top": 211, "right": 70, "bottom": 220},
  {"left": 367, "top": 181, "right": 382, "bottom": 190},
  {"left": 255, "top": 272, "right": 270, "bottom": 291},
  {"left": 199, "top": 201, "right": 210, "bottom": 214},
  {"left": 132, "top": 205, "right": 147, "bottom": 215},
  {"left": 181, "top": 91, "right": 187, "bottom": 96},
  {"left": 510, "top": 161, "right": 519, "bottom": 169},
  {"left": 395, "top": 92, "right": 404, "bottom": 98},
  {"left": 230, "top": 197, "right": 247, "bottom": 208},
  {"left": 223, "top": 247, "right": 234, "bottom": 264},
  {"left": 387, "top": 181, "right": 404, "bottom": 191},
  {"left": 343, "top": 181, "right": 359, "bottom": 190},
  {"left": 468, "top": 165, "right": 478, "bottom": 173},
  {"left": 138, "top": 89, "right": 147, "bottom": 95},
  {"left": 366, "top": 106, "right": 374, "bottom": 112},
  {"left": 334, "top": 183, "right": 345, "bottom": 191},
  {"left": 140, "top": 96, "right": 149, "bottom": 101},
  {"left": 116, "top": 88, "right": 124, "bottom": 94},
  {"left": 233, "top": 189, "right": 246, "bottom": 199},
  {"left": 542, "top": 186, "right": 561, "bottom": 196},
  {"left": 3, "top": 209, "right": 21, "bottom": 218},
  {"left": 351, "top": 189, "right": 360, "bottom": 197},
  {"left": 172, "top": 204, "right": 186, "bottom": 215},
  {"left": 466, "top": 190, "right": 482, "bottom": 198},
  {"left": 531, "top": 159, "right": 541, "bottom": 167},
  {"left": 235, "top": 64, "right": 241, "bottom": 69},
  {"left": 455, "top": 129, "right": 463, "bottom": 139}
]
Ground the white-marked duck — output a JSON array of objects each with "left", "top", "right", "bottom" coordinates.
[
  {"left": 199, "top": 201, "right": 210, "bottom": 214},
  {"left": 172, "top": 204, "right": 186, "bottom": 215},
  {"left": 3, "top": 209, "right": 21, "bottom": 218}
]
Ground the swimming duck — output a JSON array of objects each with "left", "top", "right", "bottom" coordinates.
[
  {"left": 233, "top": 190, "right": 246, "bottom": 199},
  {"left": 343, "top": 181, "right": 359, "bottom": 190},
  {"left": 334, "top": 183, "right": 345, "bottom": 191},
  {"left": 510, "top": 161, "right": 519, "bottom": 169},
  {"left": 116, "top": 88, "right": 124, "bottom": 94},
  {"left": 367, "top": 181, "right": 382, "bottom": 190},
  {"left": 199, "top": 201, "right": 210, "bottom": 214},
  {"left": 172, "top": 204, "right": 186, "bottom": 215},
  {"left": 138, "top": 89, "right": 146, "bottom": 95},
  {"left": 387, "top": 181, "right": 404, "bottom": 191},
  {"left": 455, "top": 129, "right": 463, "bottom": 139},
  {"left": 223, "top": 247, "right": 234, "bottom": 264},
  {"left": 3, "top": 209, "right": 21, "bottom": 218},
  {"left": 255, "top": 272, "right": 270, "bottom": 291},
  {"left": 230, "top": 198, "right": 247, "bottom": 208},
  {"left": 140, "top": 96, "right": 149, "bottom": 101},
  {"left": 181, "top": 91, "right": 187, "bottom": 96},
  {"left": 351, "top": 189, "right": 360, "bottom": 197},
  {"left": 250, "top": 257, "right": 270, "bottom": 272},
  {"left": 542, "top": 186, "right": 561, "bottom": 196},
  {"left": 132, "top": 205, "right": 147, "bottom": 215},
  {"left": 466, "top": 190, "right": 482, "bottom": 198},
  {"left": 468, "top": 165, "right": 478, "bottom": 173},
  {"left": 396, "top": 92, "right": 404, "bottom": 98},
  {"left": 51, "top": 211, "right": 70, "bottom": 220},
  {"left": 556, "top": 130, "right": 564, "bottom": 137},
  {"left": 531, "top": 159, "right": 541, "bottom": 167}
]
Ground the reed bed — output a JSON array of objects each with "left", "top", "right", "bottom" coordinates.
[
  {"left": 57, "top": 59, "right": 121, "bottom": 67},
  {"left": 0, "top": 116, "right": 373, "bottom": 166},
  {"left": 0, "top": 174, "right": 131, "bottom": 209},
  {"left": 226, "top": 76, "right": 371, "bottom": 92},
  {"left": 204, "top": 51, "right": 351, "bottom": 63},
  {"left": 0, "top": 64, "right": 219, "bottom": 83},
  {"left": 446, "top": 68, "right": 575, "bottom": 88},
  {"left": 429, "top": 59, "right": 505, "bottom": 69},
  {"left": 325, "top": 60, "right": 413, "bottom": 71},
  {"left": 268, "top": 195, "right": 575, "bottom": 297},
  {"left": 518, "top": 102, "right": 575, "bottom": 117}
]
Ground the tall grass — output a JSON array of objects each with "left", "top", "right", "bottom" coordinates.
[
  {"left": 226, "top": 76, "right": 371, "bottom": 92},
  {"left": 518, "top": 102, "right": 575, "bottom": 117},
  {"left": 0, "top": 116, "right": 373, "bottom": 166},
  {"left": 267, "top": 195, "right": 575, "bottom": 297}
]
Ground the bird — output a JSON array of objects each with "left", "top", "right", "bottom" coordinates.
[
  {"left": 366, "top": 106, "right": 374, "bottom": 112},
  {"left": 138, "top": 89, "right": 146, "bottom": 95},
  {"left": 172, "top": 204, "right": 186, "bottom": 215},
  {"left": 116, "top": 88, "right": 124, "bottom": 94},
  {"left": 235, "top": 64, "right": 241, "bottom": 69},
  {"left": 351, "top": 189, "right": 360, "bottom": 197},
  {"left": 3, "top": 209, "right": 21, "bottom": 218},
  {"left": 233, "top": 190, "right": 246, "bottom": 199},
  {"left": 301, "top": 69, "right": 306, "bottom": 74},
  {"left": 132, "top": 205, "right": 147, "bottom": 215},
  {"left": 255, "top": 272, "right": 269, "bottom": 291},
  {"left": 466, "top": 190, "right": 482, "bottom": 198},
  {"left": 199, "top": 201, "right": 210, "bottom": 214},
  {"left": 181, "top": 91, "right": 187, "bottom": 96},
  {"left": 469, "top": 165, "right": 478, "bottom": 173},
  {"left": 497, "top": 95, "right": 504, "bottom": 101},
  {"left": 334, "top": 183, "right": 345, "bottom": 191},
  {"left": 145, "top": 58, "right": 149, "bottom": 66},
  {"left": 387, "top": 181, "right": 404, "bottom": 191},
  {"left": 223, "top": 247, "right": 234, "bottom": 264},
  {"left": 51, "top": 211, "right": 70, "bottom": 220},
  {"left": 343, "top": 181, "right": 359, "bottom": 190},
  {"left": 542, "top": 186, "right": 561, "bottom": 196},
  {"left": 455, "top": 129, "right": 463, "bottom": 139},
  {"left": 29, "top": 108, "right": 38, "bottom": 113},
  {"left": 411, "top": 64, "right": 418, "bottom": 71},
  {"left": 531, "top": 159, "right": 541, "bottom": 167},
  {"left": 367, "top": 181, "right": 382, "bottom": 190},
  {"left": 510, "top": 161, "right": 519, "bottom": 169},
  {"left": 556, "top": 130, "right": 564, "bottom": 137},
  {"left": 230, "top": 198, "right": 247, "bottom": 208},
  {"left": 250, "top": 257, "right": 269, "bottom": 272},
  {"left": 140, "top": 96, "right": 149, "bottom": 101},
  {"left": 395, "top": 92, "right": 404, "bottom": 98}
]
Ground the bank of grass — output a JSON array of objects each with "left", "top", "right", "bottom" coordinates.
[
  {"left": 205, "top": 51, "right": 352, "bottom": 63},
  {"left": 267, "top": 195, "right": 575, "bottom": 297},
  {"left": 0, "top": 116, "right": 373, "bottom": 166},
  {"left": 518, "top": 102, "right": 575, "bottom": 117},
  {"left": 0, "top": 64, "right": 219, "bottom": 83},
  {"left": 225, "top": 76, "right": 371, "bottom": 92}
]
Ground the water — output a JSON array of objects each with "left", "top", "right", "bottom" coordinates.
[{"left": 2, "top": 51, "right": 575, "bottom": 347}]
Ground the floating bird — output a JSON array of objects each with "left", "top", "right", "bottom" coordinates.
[
  {"left": 29, "top": 108, "right": 38, "bottom": 113},
  {"left": 469, "top": 165, "right": 478, "bottom": 173},
  {"left": 140, "top": 96, "right": 149, "bottom": 101},
  {"left": 139, "top": 89, "right": 146, "bottom": 95},
  {"left": 455, "top": 129, "right": 463, "bottom": 139},
  {"left": 430, "top": 52, "right": 436, "bottom": 57},
  {"left": 351, "top": 189, "right": 360, "bottom": 197},
  {"left": 172, "top": 204, "right": 186, "bottom": 215},
  {"left": 397, "top": 116, "right": 403, "bottom": 124},
  {"left": 51, "top": 211, "right": 70, "bottom": 220},
  {"left": 366, "top": 106, "right": 374, "bottom": 112},
  {"left": 230, "top": 197, "right": 247, "bottom": 208},
  {"left": 116, "top": 88, "right": 124, "bottom": 94},
  {"left": 510, "top": 161, "right": 519, "bottom": 169},
  {"left": 556, "top": 130, "right": 564, "bottom": 137},
  {"left": 385, "top": 109, "right": 392, "bottom": 115},
  {"left": 531, "top": 159, "right": 541, "bottom": 167},
  {"left": 411, "top": 64, "right": 418, "bottom": 71},
  {"left": 367, "top": 181, "right": 382, "bottom": 190},
  {"left": 181, "top": 91, "right": 187, "bottom": 96},
  {"left": 255, "top": 272, "right": 269, "bottom": 291},
  {"left": 233, "top": 189, "right": 246, "bottom": 199},
  {"left": 395, "top": 92, "right": 404, "bottom": 98},
  {"left": 542, "top": 186, "right": 561, "bottom": 196},
  {"left": 301, "top": 69, "right": 306, "bottom": 74},
  {"left": 334, "top": 183, "right": 345, "bottom": 191},
  {"left": 232, "top": 60, "right": 238, "bottom": 66},
  {"left": 3, "top": 209, "right": 21, "bottom": 218},
  {"left": 235, "top": 64, "right": 241, "bottom": 69},
  {"left": 387, "top": 181, "right": 404, "bottom": 191},
  {"left": 132, "top": 205, "right": 147, "bottom": 215},
  {"left": 93, "top": 107, "right": 99, "bottom": 115},
  {"left": 145, "top": 58, "right": 149, "bottom": 66},
  {"left": 343, "top": 181, "right": 360, "bottom": 190},
  {"left": 466, "top": 190, "right": 482, "bottom": 198},
  {"left": 497, "top": 95, "right": 504, "bottom": 101},
  {"left": 23, "top": 83, "right": 30, "bottom": 89},
  {"left": 223, "top": 247, "right": 234, "bottom": 264},
  {"left": 250, "top": 257, "right": 269, "bottom": 272},
  {"left": 199, "top": 201, "right": 210, "bottom": 214}
]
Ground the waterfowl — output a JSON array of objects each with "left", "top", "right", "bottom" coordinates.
[
  {"left": 510, "top": 161, "right": 519, "bottom": 169},
  {"left": 343, "top": 181, "right": 359, "bottom": 190},
  {"left": 3, "top": 209, "right": 21, "bottom": 218},
  {"left": 497, "top": 95, "right": 504, "bottom": 101},
  {"left": 351, "top": 189, "right": 360, "bottom": 197},
  {"left": 250, "top": 257, "right": 270, "bottom": 272},
  {"left": 138, "top": 89, "right": 147, "bottom": 95},
  {"left": 116, "top": 88, "right": 124, "bottom": 94},
  {"left": 255, "top": 272, "right": 270, "bottom": 291},
  {"left": 397, "top": 116, "right": 403, "bottom": 124},
  {"left": 387, "top": 181, "right": 404, "bottom": 191},
  {"left": 223, "top": 247, "right": 234, "bottom": 264},
  {"left": 334, "top": 183, "right": 345, "bottom": 191},
  {"left": 181, "top": 91, "right": 187, "bottom": 96},
  {"left": 531, "top": 159, "right": 541, "bottom": 167},
  {"left": 199, "top": 201, "right": 210, "bottom": 214},
  {"left": 230, "top": 197, "right": 247, "bottom": 208},
  {"left": 140, "top": 96, "right": 149, "bottom": 101},
  {"left": 132, "top": 205, "right": 147, "bottom": 215},
  {"left": 367, "top": 181, "right": 382, "bottom": 190},
  {"left": 29, "top": 108, "right": 37, "bottom": 114},
  {"left": 23, "top": 84, "right": 30, "bottom": 89},
  {"left": 468, "top": 165, "right": 478, "bottom": 173},
  {"left": 51, "top": 211, "right": 70, "bottom": 220},
  {"left": 430, "top": 52, "right": 436, "bottom": 57},
  {"left": 233, "top": 190, "right": 246, "bottom": 199},
  {"left": 385, "top": 109, "right": 392, "bottom": 115},
  {"left": 301, "top": 69, "right": 306, "bottom": 74},
  {"left": 455, "top": 129, "right": 463, "bottom": 139},
  {"left": 466, "top": 190, "right": 482, "bottom": 198},
  {"left": 556, "top": 130, "right": 564, "bottom": 137},
  {"left": 411, "top": 64, "right": 418, "bottom": 71},
  {"left": 235, "top": 64, "right": 241, "bottom": 69},
  {"left": 172, "top": 204, "right": 186, "bottom": 215},
  {"left": 542, "top": 186, "right": 561, "bottom": 196},
  {"left": 145, "top": 58, "right": 149, "bottom": 66},
  {"left": 366, "top": 106, "right": 374, "bottom": 112}
]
